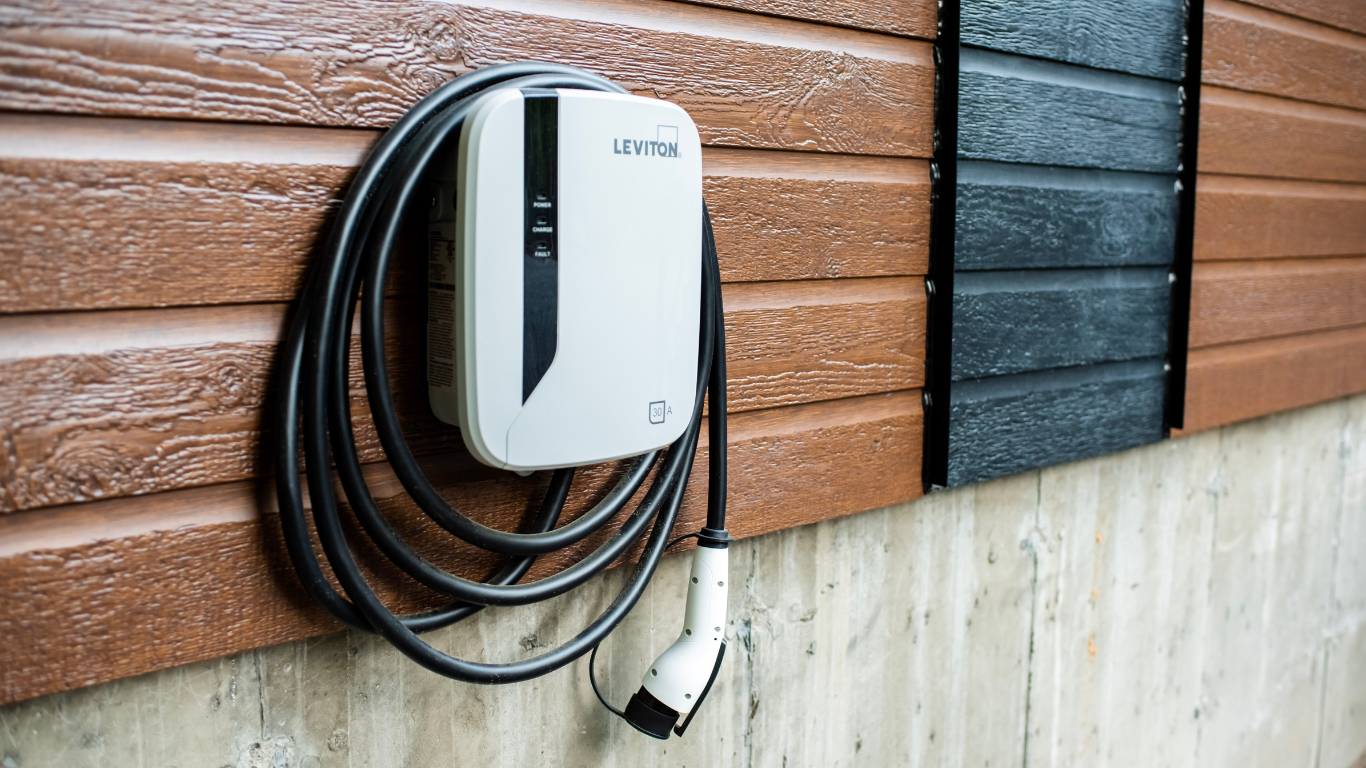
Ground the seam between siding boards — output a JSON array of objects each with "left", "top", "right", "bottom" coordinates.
[{"left": 951, "top": 358, "right": 1168, "bottom": 401}]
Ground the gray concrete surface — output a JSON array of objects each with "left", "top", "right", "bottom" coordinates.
[{"left": 3, "top": 393, "right": 1365, "bottom": 768}]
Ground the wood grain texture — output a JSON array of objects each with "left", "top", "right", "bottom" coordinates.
[
  {"left": 1181, "top": 324, "right": 1366, "bottom": 433},
  {"left": 0, "top": 156, "right": 359, "bottom": 313},
  {"left": 1204, "top": 0, "right": 1366, "bottom": 112},
  {"left": 706, "top": 167, "right": 930, "bottom": 283},
  {"left": 945, "top": 21, "right": 1182, "bottom": 489},
  {"left": 722, "top": 278, "right": 925, "bottom": 411},
  {"left": 0, "top": 390, "right": 923, "bottom": 705},
  {"left": 1189, "top": 258, "right": 1366, "bottom": 348},
  {"left": 1194, "top": 175, "right": 1366, "bottom": 261},
  {"left": 0, "top": 281, "right": 924, "bottom": 513},
  {"left": 0, "top": 0, "right": 930, "bottom": 709},
  {"left": 961, "top": 0, "right": 1186, "bottom": 81},
  {"left": 956, "top": 161, "right": 1178, "bottom": 270},
  {"left": 674, "top": 0, "right": 936, "bottom": 39},
  {"left": 959, "top": 50, "right": 1182, "bottom": 173},
  {"left": 1198, "top": 86, "right": 1366, "bottom": 182},
  {"left": 0, "top": 114, "right": 931, "bottom": 313},
  {"left": 947, "top": 359, "right": 1166, "bottom": 486},
  {"left": 1238, "top": 0, "right": 1366, "bottom": 41},
  {"left": 0, "top": 0, "right": 933, "bottom": 157},
  {"left": 951, "top": 268, "right": 1171, "bottom": 380}
]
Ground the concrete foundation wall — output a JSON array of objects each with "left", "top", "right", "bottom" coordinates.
[{"left": 3, "top": 394, "right": 1364, "bottom": 768}]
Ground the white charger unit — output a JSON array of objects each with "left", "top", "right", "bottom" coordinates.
[{"left": 427, "top": 88, "right": 703, "bottom": 471}]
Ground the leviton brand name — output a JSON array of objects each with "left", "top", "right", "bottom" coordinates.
[{"left": 613, "top": 138, "right": 679, "bottom": 158}]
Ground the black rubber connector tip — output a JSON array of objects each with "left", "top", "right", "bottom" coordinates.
[
  {"left": 697, "top": 527, "right": 733, "bottom": 549},
  {"left": 623, "top": 687, "right": 679, "bottom": 739}
]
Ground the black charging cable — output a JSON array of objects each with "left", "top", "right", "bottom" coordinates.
[{"left": 273, "top": 62, "right": 728, "bottom": 690}]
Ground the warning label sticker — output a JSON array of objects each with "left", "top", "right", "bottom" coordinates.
[{"left": 428, "top": 224, "right": 457, "bottom": 388}]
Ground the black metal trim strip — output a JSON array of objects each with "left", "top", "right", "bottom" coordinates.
[
  {"left": 1164, "top": 0, "right": 1205, "bottom": 433},
  {"left": 923, "top": 0, "right": 959, "bottom": 491}
]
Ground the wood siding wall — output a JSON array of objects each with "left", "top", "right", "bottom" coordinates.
[
  {"left": 0, "top": 0, "right": 934, "bottom": 705},
  {"left": 2, "top": 0, "right": 1362, "bottom": 709},
  {"left": 945, "top": 0, "right": 1187, "bottom": 485},
  {"left": 1184, "top": 0, "right": 1366, "bottom": 432}
]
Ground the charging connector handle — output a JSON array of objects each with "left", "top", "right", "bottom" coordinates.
[
  {"left": 273, "top": 63, "right": 727, "bottom": 688},
  {"left": 641, "top": 545, "right": 729, "bottom": 714},
  {"left": 591, "top": 535, "right": 730, "bottom": 739},
  {"left": 622, "top": 543, "right": 728, "bottom": 738}
]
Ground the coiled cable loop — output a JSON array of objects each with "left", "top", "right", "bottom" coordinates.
[{"left": 273, "top": 63, "right": 727, "bottom": 684}]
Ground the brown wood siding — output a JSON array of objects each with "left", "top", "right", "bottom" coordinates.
[
  {"left": 674, "top": 0, "right": 936, "bottom": 38},
  {"left": 0, "top": 0, "right": 933, "bottom": 153},
  {"left": 1185, "top": 0, "right": 1366, "bottom": 433},
  {"left": 0, "top": 0, "right": 935, "bottom": 704},
  {"left": 0, "top": 116, "right": 931, "bottom": 313},
  {"left": 0, "top": 285, "right": 926, "bottom": 513},
  {"left": 1237, "top": 0, "right": 1366, "bottom": 36},
  {"left": 0, "top": 390, "right": 922, "bottom": 704}
]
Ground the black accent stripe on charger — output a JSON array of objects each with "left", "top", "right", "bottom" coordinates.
[{"left": 522, "top": 88, "right": 559, "bottom": 403}]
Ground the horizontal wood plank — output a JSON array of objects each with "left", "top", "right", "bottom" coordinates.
[
  {"left": 948, "top": 358, "right": 1166, "bottom": 486},
  {"left": 0, "top": 389, "right": 923, "bottom": 705},
  {"left": 1197, "top": 86, "right": 1366, "bottom": 183},
  {"left": 0, "top": 0, "right": 933, "bottom": 156},
  {"left": 956, "top": 160, "right": 1178, "bottom": 270},
  {"left": 722, "top": 278, "right": 926, "bottom": 411},
  {"left": 1189, "top": 257, "right": 1366, "bottom": 348},
  {"left": 1239, "top": 0, "right": 1366, "bottom": 38},
  {"left": 1194, "top": 174, "right": 1366, "bottom": 261},
  {"left": 706, "top": 155, "right": 931, "bottom": 283},
  {"left": 675, "top": 0, "right": 936, "bottom": 39},
  {"left": 0, "top": 114, "right": 930, "bottom": 313},
  {"left": 1204, "top": 0, "right": 1366, "bottom": 112},
  {"left": 0, "top": 281, "right": 924, "bottom": 512},
  {"left": 0, "top": 0, "right": 930, "bottom": 711},
  {"left": 959, "top": 48, "right": 1182, "bottom": 173},
  {"left": 1181, "top": 324, "right": 1366, "bottom": 432},
  {"left": 952, "top": 268, "right": 1171, "bottom": 379},
  {"left": 961, "top": 0, "right": 1186, "bottom": 81}
]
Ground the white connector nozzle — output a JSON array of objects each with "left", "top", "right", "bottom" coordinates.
[{"left": 622, "top": 543, "right": 729, "bottom": 739}]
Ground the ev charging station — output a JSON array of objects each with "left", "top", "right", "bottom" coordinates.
[{"left": 275, "top": 63, "right": 732, "bottom": 740}]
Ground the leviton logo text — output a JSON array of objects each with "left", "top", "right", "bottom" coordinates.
[{"left": 613, "top": 125, "right": 680, "bottom": 158}]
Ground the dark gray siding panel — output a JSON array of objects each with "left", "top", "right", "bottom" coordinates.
[
  {"left": 958, "top": 48, "right": 1181, "bottom": 172},
  {"left": 956, "top": 161, "right": 1178, "bottom": 270},
  {"left": 960, "top": 0, "right": 1186, "bottom": 82},
  {"left": 946, "top": 359, "right": 1166, "bottom": 486},
  {"left": 951, "top": 268, "right": 1170, "bottom": 379},
  {"left": 934, "top": 2, "right": 1189, "bottom": 488}
]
